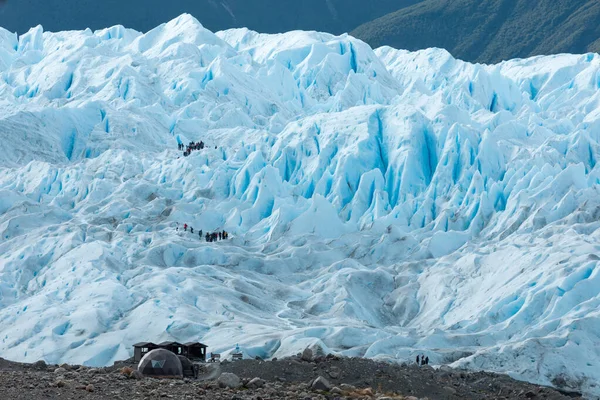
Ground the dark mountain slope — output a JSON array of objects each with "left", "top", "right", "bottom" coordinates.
[
  {"left": 352, "top": 0, "right": 600, "bottom": 63},
  {"left": 0, "top": 0, "right": 421, "bottom": 35}
]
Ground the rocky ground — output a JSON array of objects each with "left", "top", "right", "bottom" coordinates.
[{"left": 0, "top": 350, "right": 582, "bottom": 400}]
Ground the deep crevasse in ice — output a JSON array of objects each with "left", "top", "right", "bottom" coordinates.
[{"left": 1, "top": 14, "right": 600, "bottom": 396}]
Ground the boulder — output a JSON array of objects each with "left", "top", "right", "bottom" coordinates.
[
  {"left": 311, "top": 376, "right": 332, "bottom": 391},
  {"left": 85, "top": 384, "right": 95, "bottom": 392},
  {"left": 54, "top": 367, "right": 67, "bottom": 374},
  {"left": 218, "top": 372, "right": 242, "bottom": 389},
  {"left": 33, "top": 360, "right": 47, "bottom": 370},
  {"left": 131, "top": 370, "right": 144, "bottom": 380},
  {"left": 328, "top": 367, "right": 340, "bottom": 379},
  {"left": 340, "top": 383, "right": 356, "bottom": 391},
  {"left": 443, "top": 386, "right": 457, "bottom": 395},
  {"left": 247, "top": 377, "right": 265, "bottom": 389},
  {"left": 439, "top": 365, "right": 454, "bottom": 373},
  {"left": 301, "top": 348, "right": 314, "bottom": 362}
]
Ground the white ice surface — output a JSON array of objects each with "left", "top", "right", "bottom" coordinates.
[{"left": 1, "top": 14, "right": 600, "bottom": 396}]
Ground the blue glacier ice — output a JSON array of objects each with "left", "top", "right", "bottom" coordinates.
[{"left": 1, "top": 14, "right": 600, "bottom": 396}]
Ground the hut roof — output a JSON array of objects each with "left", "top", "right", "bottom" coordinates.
[
  {"left": 133, "top": 342, "right": 157, "bottom": 347},
  {"left": 158, "top": 341, "right": 182, "bottom": 347},
  {"left": 183, "top": 342, "right": 208, "bottom": 348}
]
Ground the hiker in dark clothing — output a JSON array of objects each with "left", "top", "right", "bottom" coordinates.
[
  {"left": 190, "top": 227, "right": 194, "bottom": 234},
  {"left": 416, "top": 355, "right": 420, "bottom": 365},
  {"left": 205, "top": 233, "right": 210, "bottom": 242},
  {"left": 199, "top": 230, "right": 203, "bottom": 239},
  {"left": 200, "top": 141, "right": 204, "bottom": 149},
  {"left": 218, "top": 232, "right": 222, "bottom": 240},
  {"left": 425, "top": 357, "right": 429, "bottom": 365}
]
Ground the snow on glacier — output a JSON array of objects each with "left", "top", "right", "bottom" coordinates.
[{"left": 1, "top": 13, "right": 600, "bottom": 395}]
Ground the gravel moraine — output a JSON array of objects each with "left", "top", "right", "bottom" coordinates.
[{"left": 0, "top": 354, "right": 581, "bottom": 399}]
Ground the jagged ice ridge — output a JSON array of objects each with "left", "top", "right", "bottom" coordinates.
[{"left": 1, "top": 14, "right": 600, "bottom": 396}]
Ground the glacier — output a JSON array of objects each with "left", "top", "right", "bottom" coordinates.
[{"left": 1, "top": 13, "right": 600, "bottom": 396}]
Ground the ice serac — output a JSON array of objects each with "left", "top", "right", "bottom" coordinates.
[{"left": 1, "top": 13, "right": 600, "bottom": 397}]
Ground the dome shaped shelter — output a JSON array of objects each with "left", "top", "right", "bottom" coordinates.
[{"left": 138, "top": 349, "right": 183, "bottom": 378}]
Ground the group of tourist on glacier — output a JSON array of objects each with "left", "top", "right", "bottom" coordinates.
[
  {"left": 176, "top": 223, "right": 230, "bottom": 242},
  {"left": 178, "top": 140, "right": 208, "bottom": 157}
]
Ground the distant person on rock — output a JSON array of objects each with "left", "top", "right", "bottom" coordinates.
[
  {"left": 425, "top": 356, "right": 429, "bottom": 365},
  {"left": 416, "top": 355, "right": 420, "bottom": 365}
]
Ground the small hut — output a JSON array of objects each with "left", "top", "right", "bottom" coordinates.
[
  {"left": 157, "top": 341, "right": 185, "bottom": 356},
  {"left": 183, "top": 342, "right": 208, "bottom": 361},
  {"left": 133, "top": 342, "right": 159, "bottom": 363}
]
